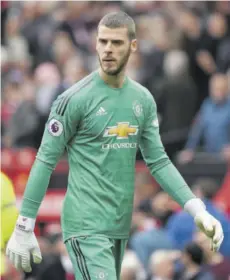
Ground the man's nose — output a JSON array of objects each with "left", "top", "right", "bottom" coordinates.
[{"left": 105, "top": 42, "right": 113, "bottom": 52}]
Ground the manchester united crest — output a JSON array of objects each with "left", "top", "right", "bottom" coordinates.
[{"left": 132, "top": 100, "right": 143, "bottom": 117}]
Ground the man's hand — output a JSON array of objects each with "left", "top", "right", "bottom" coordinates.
[
  {"left": 6, "top": 215, "right": 42, "bottom": 272},
  {"left": 194, "top": 211, "right": 224, "bottom": 252},
  {"left": 177, "top": 150, "right": 194, "bottom": 164},
  {"left": 184, "top": 198, "right": 224, "bottom": 252},
  {"left": 222, "top": 145, "right": 230, "bottom": 162}
]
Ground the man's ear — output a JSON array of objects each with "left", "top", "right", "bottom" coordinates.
[
  {"left": 131, "top": 39, "right": 137, "bottom": 53},
  {"left": 96, "top": 36, "right": 99, "bottom": 52}
]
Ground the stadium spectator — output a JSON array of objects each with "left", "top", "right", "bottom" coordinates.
[
  {"left": 177, "top": 9, "right": 210, "bottom": 107},
  {"left": 194, "top": 231, "right": 230, "bottom": 280},
  {"left": 156, "top": 50, "right": 198, "bottom": 159},
  {"left": 20, "top": 2, "right": 58, "bottom": 68},
  {"left": 36, "top": 233, "right": 74, "bottom": 280},
  {"left": 178, "top": 73, "right": 230, "bottom": 164},
  {"left": 147, "top": 249, "right": 179, "bottom": 280},
  {"left": 3, "top": 74, "right": 40, "bottom": 149},
  {"left": 120, "top": 250, "right": 143, "bottom": 280},
  {"left": 177, "top": 242, "right": 215, "bottom": 280}
]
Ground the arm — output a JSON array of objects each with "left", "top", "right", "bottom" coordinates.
[
  {"left": 139, "top": 93, "right": 223, "bottom": 250},
  {"left": 185, "top": 108, "right": 205, "bottom": 151},
  {"left": 21, "top": 94, "right": 81, "bottom": 218},
  {"left": 222, "top": 120, "right": 230, "bottom": 162},
  {"left": 178, "top": 103, "right": 206, "bottom": 164},
  {"left": 6, "top": 93, "right": 82, "bottom": 272},
  {"left": 139, "top": 95, "right": 195, "bottom": 207}
]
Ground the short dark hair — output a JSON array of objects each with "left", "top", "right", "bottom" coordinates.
[
  {"left": 98, "top": 11, "right": 136, "bottom": 40},
  {"left": 184, "top": 243, "right": 204, "bottom": 265}
]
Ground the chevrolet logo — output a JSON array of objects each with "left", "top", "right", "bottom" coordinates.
[{"left": 103, "top": 122, "right": 138, "bottom": 139}]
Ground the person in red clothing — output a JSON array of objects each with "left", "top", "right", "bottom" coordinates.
[{"left": 214, "top": 168, "right": 230, "bottom": 217}]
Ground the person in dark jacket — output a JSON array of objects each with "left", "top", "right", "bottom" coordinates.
[
  {"left": 177, "top": 242, "right": 214, "bottom": 280},
  {"left": 37, "top": 233, "right": 74, "bottom": 280},
  {"left": 156, "top": 50, "right": 198, "bottom": 159},
  {"left": 195, "top": 231, "right": 230, "bottom": 280}
]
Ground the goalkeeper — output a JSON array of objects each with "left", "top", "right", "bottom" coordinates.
[{"left": 6, "top": 11, "right": 224, "bottom": 280}]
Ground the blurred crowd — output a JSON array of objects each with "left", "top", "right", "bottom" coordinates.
[
  {"left": 1, "top": 1, "right": 230, "bottom": 280},
  {"left": 1, "top": 1, "right": 230, "bottom": 159}
]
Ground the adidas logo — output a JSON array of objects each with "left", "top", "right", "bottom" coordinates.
[{"left": 96, "top": 107, "right": 107, "bottom": 116}]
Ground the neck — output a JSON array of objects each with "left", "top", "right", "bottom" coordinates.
[{"left": 98, "top": 68, "right": 126, "bottom": 88}]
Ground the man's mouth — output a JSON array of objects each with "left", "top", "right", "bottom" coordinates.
[{"left": 103, "top": 58, "right": 116, "bottom": 62}]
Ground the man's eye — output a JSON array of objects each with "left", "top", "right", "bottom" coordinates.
[
  {"left": 113, "top": 41, "right": 123, "bottom": 45},
  {"left": 99, "top": 39, "right": 107, "bottom": 44}
]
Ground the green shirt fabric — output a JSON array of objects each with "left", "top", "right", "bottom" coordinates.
[{"left": 21, "top": 71, "right": 195, "bottom": 241}]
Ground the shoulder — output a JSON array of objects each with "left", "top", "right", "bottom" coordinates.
[
  {"left": 199, "top": 97, "right": 212, "bottom": 113},
  {"left": 52, "top": 72, "right": 96, "bottom": 116},
  {"left": 59, "top": 72, "right": 96, "bottom": 101},
  {"left": 128, "top": 78, "right": 154, "bottom": 101},
  {"left": 202, "top": 97, "right": 212, "bottom": 107}
]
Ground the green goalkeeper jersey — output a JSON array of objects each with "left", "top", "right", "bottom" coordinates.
[{"left": 21, "top": 71, "right": 195, "bottom": 241}]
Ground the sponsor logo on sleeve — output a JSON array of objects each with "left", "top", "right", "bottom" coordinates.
[{"left": 48, "top": 119, "right": 63, "bottom": 136}]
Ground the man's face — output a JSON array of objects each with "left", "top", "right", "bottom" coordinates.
[
  {"left": 153, "top": 258, "right": 174, "bottom": 278},
  {"left": 210, "top": 74, "right": 228, "bottom": 102},
  {"left": 96, "top": 26, "right": 137, "bottom": 76}
]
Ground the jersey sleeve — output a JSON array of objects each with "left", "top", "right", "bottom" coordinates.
[
  {"left": 20, "top": 94, "right": 83, "bottom": 218},
  {"left": 140, "top": 92, "right": 195, "bottom": 207},
  {"left": 139, "top": 93, "right": 169, "bottom": 169},
  {"left": 37, "top": 94, "right": 81, "bottom": 167}
]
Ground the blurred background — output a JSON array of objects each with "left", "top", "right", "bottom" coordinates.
[{"left": 1, "top": 1, "right": 230, "bottom": 280}]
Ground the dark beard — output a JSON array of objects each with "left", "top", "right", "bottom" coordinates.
[{"left": 98, "top": 46, "right": 131, "bottom": 76}]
